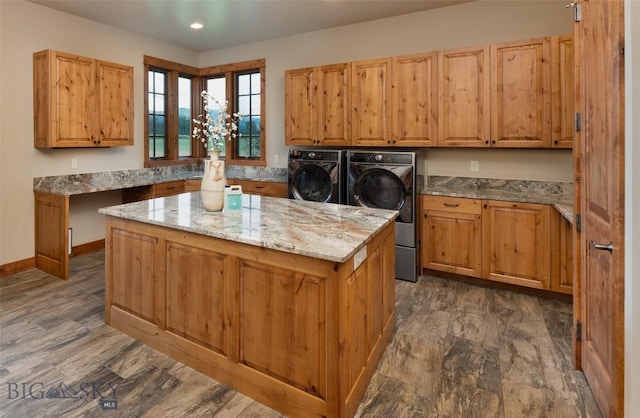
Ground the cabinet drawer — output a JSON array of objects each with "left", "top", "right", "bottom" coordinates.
[
  {"left": 422, "top": 195, "right": 481, "bottom": 214},
  {"left": 230, "top": 180, "right": 287, "bottom": 198},
  {"left": 154, "top": 181, "right": 185, "bottom": 197}
]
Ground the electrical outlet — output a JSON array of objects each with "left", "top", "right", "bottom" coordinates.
[
  {"left": 470, "top": 161, "right": 479, "bottom": 172},
  {"left": 71, "top": 158, "right": 78, "bottom": 169},
  {"left": 274, "top": 154, "right": 280, "bottom": 164}
]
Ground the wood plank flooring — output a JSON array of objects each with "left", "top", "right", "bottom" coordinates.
[{"left": 0, "top": 250, "right": 601, "bottom": 417}]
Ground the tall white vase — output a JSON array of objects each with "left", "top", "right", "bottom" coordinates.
[{"left": 201, "top": 149, "right": 226, "bottom": 211}]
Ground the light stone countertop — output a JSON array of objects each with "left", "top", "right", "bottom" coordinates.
[
  {"left": 421, "top": 176, "right": 574, "bottom": 223},
  {"left": 33, "top": 165, "right": 287, "bottom": 196},
  {"left": 99, "top": 193, "right": 398, "bottom": 263}
]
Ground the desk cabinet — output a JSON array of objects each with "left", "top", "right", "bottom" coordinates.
[{"left": 229, "top": 179, "right": 288, "bottom": 198}]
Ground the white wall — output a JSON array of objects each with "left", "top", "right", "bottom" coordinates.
[
  {"left": 624, "top": 0, "right": 639, "bottom": 415},
  {"left": 199, "top": 0, "right": 574, "bottom": 182},
  {"left": 0, "top": 0, "right": 197, "bottom": 264},
  {"left": 1, "top": 0, "right": 572, "bottom": 265}
]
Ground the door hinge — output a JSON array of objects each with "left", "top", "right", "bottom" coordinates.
[
  {"left": 566, "top": 2, "right": 583, "bottom": 22},
  {"left": 575, "top": 112, "right": 581, "bottom": 132},
  {"left": 576, "top": 321, "right": 582, "bottom": 341},
  {"left": 575, "top": 214, "right": 581, "bottom": 233}
]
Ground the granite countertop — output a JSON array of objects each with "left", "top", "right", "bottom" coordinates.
[
  {"left": 33, "top": 164, "right": 287, "bottom": 196},
  {"left": 99, "top": 193, "right": 398, "bottom": 263},
  {"left": 421, "top": 176, "right": 574, "bottom": 223}
]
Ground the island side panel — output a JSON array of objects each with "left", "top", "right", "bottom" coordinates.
[{"left": 340, "top": 222, "right": 396, "bottom": 418}]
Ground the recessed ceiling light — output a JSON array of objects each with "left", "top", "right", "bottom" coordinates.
[{"left": 190, "top": 22, "right": 204, "bottom": 29}]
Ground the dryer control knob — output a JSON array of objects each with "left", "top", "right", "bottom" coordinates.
[
  {"left": 308, "top": 152, "right": 317, "bottom": 159},
  {"left": 375, "top": 154, "right": 384, "bottom": 162}
]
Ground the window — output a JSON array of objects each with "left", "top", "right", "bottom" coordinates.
[
  {"left": 236, "top": 72, "right": 261, "bottom": 159},
  {"left": 144, "top": 56, "right": 265, "bottom": 167},
  {"left": 148, "top": 70, "right": 166, "bottom": 159}
]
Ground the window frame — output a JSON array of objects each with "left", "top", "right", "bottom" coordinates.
[
  {"left": 200, "top": 59, "right": 266, "bottom": 167},
  {"left": 143, "top": 56, "right": 266, "bottom": 168}
]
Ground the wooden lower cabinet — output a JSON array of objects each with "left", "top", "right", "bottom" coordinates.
[
  {"left": 122, "top": 180, "right": 185, "bottom": 203},
  {"left": 228, "top": 179, "right": 288, "bottom": 198},
  {"left": 422, "top": 196, "right": 562, "bottom": 292},
  {"left": 482, "top": 200, "right": 551, "bottom": 290},
  {"left": 551, "top": 209, "right": 574, "bottom": 294},
  {"left": 421, "top": 196, "right": 482, "bottom": 278},
  {"left": 104, "top": 216, "right": 395, "bottom": 418}
]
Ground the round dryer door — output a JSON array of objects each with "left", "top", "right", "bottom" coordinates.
[
  {"left": 291, "top": 166, "right": 333, "bottom": 202},
  {"left": 353, "top": 168, "right": 406, "bottom": 210}
]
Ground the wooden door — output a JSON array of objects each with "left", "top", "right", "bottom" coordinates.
[
  {"left": 438, "top": 46, "right": 491, "bottom": 147},
  {"left": 551, "top": 34, "right": 575, "bottom": 148},
  {"left": 285, "top": 67, "right": 316, "bottom": 146},
  {"left": 316, "top": 63, "right": 351, "bottom": 146},
  {"left": 351, "top": 58, "right": 392, "bottom": 146},
  {"left": 392, "top": 52, "right": 437, "bottom": 146},
  {"left": 482, "top": 200, "right": 551, "bottom": 289},
  {"left": 491, "top": 37, "right": 551, "bottom": 148},
  {"left": 95, "top": 60, "right": 134, "bottom": 146},
  {"left": 574, "top": 0, "right": 625, "bottom": 416}
]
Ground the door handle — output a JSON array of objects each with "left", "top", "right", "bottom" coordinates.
[{"left": 590, "top": 240, "right": 614, "bottom": 253}]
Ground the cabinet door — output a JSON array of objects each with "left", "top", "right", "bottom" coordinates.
[
  {"left": 491, "top": 38, "right": 551, "bottom": 147},
  {"left": 352, "top": 58, "right": 392, "bottom": 146},
  {"left": 551, "top": 209, "right": 573, "bottom": 294},
  {"left": 284, "top": 67, "right": 316, "bottom": 146},
  {"left": 438, "top": 46, "right": 491, "bottom": 147},
  {"left": 482, "top": 200, "right": 551, "bottom": 289},
  {"left": 421, "top": 196, "right": 482, "bottom": 278},
  {"left": 39, "top": 51, "right": 96, "bottom": 147},
  {"left": 392, "top": 53, "right": 437, "bottom": 146},
  {"left": 551, "top": 34, "right": 574, "bottom": 149},
  {"left": 96, "top": 60, "right": 134, "bottom": 146},
  {"left": 317, "top": 63, "right": 351, "bottom": 146}
]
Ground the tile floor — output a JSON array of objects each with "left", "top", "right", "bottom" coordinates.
[{"left": 0, "top": 250, "right": 601, "bottom": 417}]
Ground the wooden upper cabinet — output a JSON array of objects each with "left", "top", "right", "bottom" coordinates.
[
  {"left": 284, "top": 67, "right": 317, "bottom": 146},
  {"left": 284, "top": 64, "right": 350, "bottom": 146},
  {"left": 392, "top": 52, "right": 438, "bottom": 146},
  {"left": 438, "top": 46, "right": 491, "bottom": 147},
  {"left": 95, "top": 60, "right": 134, "bottom": 147},
  {"left": 352, "top": 58, "right": 392, "bottom": 146},
  {"left": 317, "top": 63, "right": 351, "bottom": 146},
  {"left": 482, "top": 200, "right": 551, "bottom": 290},
  {"left": 551, "top": 34, "right": 574, "bottom": 148},
  {"left": 33, "top": 50, "right": 133, "bottom": 148},
  {"left": 490, "top": 37, "right": 552, "bottom": 148}
]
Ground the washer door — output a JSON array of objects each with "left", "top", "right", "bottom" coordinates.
[
  {"left": 353, "top": 168, "right": 406, "bottom": 211},
  {"left": 291, "top": 165, "right": 333, "bottom": 202}
]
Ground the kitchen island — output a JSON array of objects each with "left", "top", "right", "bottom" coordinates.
[{"left": 99, "top": 193, "right": 398, "bottom": 418}]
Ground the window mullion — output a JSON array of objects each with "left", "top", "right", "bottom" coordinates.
[{"left": 166, "top": 71, "right": 179, "bottom": 161}]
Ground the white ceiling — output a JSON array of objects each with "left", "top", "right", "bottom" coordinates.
[{"left": 27, "top": 0, "right": 474, "bottom": 52}]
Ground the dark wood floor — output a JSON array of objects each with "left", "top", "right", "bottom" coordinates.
[{"left": 0, "top": 250, "right": 601, "bottom": 417}]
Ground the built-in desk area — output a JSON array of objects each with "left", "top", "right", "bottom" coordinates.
[{"left": 33, "top": 165, "right": 286, "bottom": 279}]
